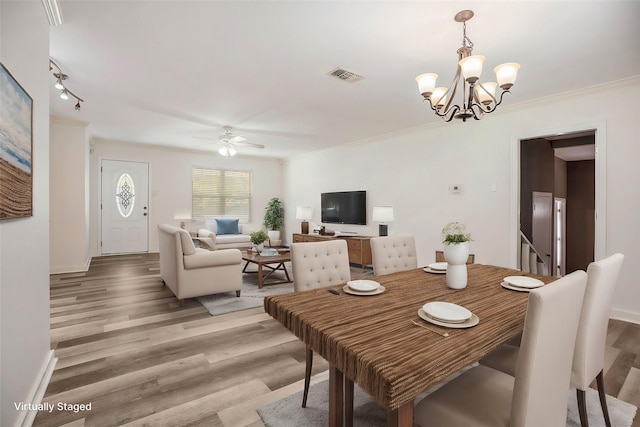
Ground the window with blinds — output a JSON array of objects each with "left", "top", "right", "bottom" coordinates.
[{"left": 192, "top": 167, "right": 253, "bottom": 222}]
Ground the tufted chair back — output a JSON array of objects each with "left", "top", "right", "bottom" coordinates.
[
  {"left": 370, "top": 235, "right": 418, "bottom": 276},
  {"left": 291, "top": 240, "right": 351, "bottom": 292}
]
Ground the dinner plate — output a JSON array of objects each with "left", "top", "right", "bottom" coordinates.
[
  {"left": 427, "top": 262, "right": 448, "bottom": 271},
  {"left": 501, "top": 282, "right": 538, "bottom": 292},
  {"left": 503, "top": 276, "right": 544, "bottom": 289},
  {"left": 422, "top": 301, "right": 472, "bottom": 323},
  {"left": 347, "top": 279, "right": 380, "bottom": 292},
  {"left": 343, "top": 284, "right": 385, "bottom": 296},
  {"left": 423, "top": 267, "right": 446, "bottom": 274},
  {"left": 418, "top": 308, "right": 479, "bottom": 329}
]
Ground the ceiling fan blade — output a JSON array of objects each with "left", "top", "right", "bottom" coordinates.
[
  {"left": 234, "top": 141, "right": 265, "bottom": 149},
  {"left": 227, "top": 135, "right": 247, "bottom": 144}
]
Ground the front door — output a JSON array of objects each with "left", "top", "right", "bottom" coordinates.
[{"left": 101, "top": 159, "right": 149, "bottom": 254}]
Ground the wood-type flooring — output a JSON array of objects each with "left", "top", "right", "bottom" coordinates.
[{"left": 32, "top": 253, "right": 640, "bottom": 426}]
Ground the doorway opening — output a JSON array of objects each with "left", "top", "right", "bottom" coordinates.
[{"left": 519, "top": 130, "right": 597, "bottom": 276}]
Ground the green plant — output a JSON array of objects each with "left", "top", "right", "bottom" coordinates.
[
  {"left": 442, "top": 222, "right": 473, "bottom": 244},
  {"left": 263, "top": 197, "right": 285, "bottom": 231},
  {"left": 250, "top": 230, "right": 270, "bottom": 245}
]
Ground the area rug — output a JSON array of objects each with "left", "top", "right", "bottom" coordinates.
[
  {"left": 196, "top": 276, "right": 293, "bottom": 316},
  {"left": 257, "top": 379, "right": 637, "bottom": 427}
]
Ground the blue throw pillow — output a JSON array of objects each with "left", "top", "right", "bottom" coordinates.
[{"left": 216, "top": 218, "right": 240, "bottom": 235}]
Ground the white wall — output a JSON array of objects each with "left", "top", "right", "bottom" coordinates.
[
  {"left": 50, "top": 118, "right": 91, "bottom": 273},
  {"left": 90, "top": 140, "right": 284, "bottom": 254},
  {"left": 284, "top": 78, "right": 640, "bottom": 321},
  {"left": 0, "top": 2, "right": 54, "bottom": 426}
]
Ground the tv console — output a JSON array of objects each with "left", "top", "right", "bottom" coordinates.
[{"left": 292, "top": 233, "right": 372, "bottom": 271}]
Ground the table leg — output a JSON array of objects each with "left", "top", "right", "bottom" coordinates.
[
  {"left": 258, "top": 263, "right": 263, "bottom": 289},
  {"left": 329, "top": 364, "right": 343, "bottom": 427},
  {"left": 345, "top": 376, "right": 354, "bottom": 427},
  {"left": 387, "top": 400, "right": 413, "bottom": 427}
]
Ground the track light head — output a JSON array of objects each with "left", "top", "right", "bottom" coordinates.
[
  {"left": 60, "top": 89, "right": 69, "bottom": 100},
  {"left": 74, "top": 100, "right": 81, "bottom": 111}
]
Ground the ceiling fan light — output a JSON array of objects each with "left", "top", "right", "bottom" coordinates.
[
  {"left": 430, "top": 87, "right": 448, "bottom": 108},
  {"left": 415, "top": 73, "right": 438, "bottom": 98},
  {"left": 459, "top": 55, "right": 485, "bottom": 84},
  {"left": 60, "top": 89, "right": 69, "bottom": 100},
  {"left": 475, "top": 82, "right": 498, "bottom": 105},
  {"left": 494, "top": 62, "right": 520, "bottom": 90}
]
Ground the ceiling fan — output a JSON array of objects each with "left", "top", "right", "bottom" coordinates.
[{"left": 193, "top": 126, "right": 265, "bottom": 157}]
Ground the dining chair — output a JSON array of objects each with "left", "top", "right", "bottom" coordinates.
[
  {"left": 290, "top": 239, "right": 351, "bottom": 407},
  {"left": 479, "top": 253, "right": 625, "bottom": 427},
  {"left": 370, "top": 235, "right": 418, "bottom": 276},
  {"left": 435, "top": 250, "right": 475, "bottom": 264},
  {"left": 414, "top": 270, "right": 587, "bottom": 427}
]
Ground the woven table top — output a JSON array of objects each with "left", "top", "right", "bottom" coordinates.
[{"left": 264, "top": 263, "right": 557, "bottom": 410}]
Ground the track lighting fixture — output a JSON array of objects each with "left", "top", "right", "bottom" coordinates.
[{"left": 49, "top": 59, "right": 84, "bottom": 111}]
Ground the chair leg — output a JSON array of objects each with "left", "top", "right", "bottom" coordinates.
[
  {"left": 236, "top": 290, "right": 241, "bottom": 297},
  {"left": 302, "top": 347, "right": 313, "bottom": 408},
  {"left": 596, "top": 370, "right": 612, "bottom": 427},
  {"left": 577, "top": 389, "right": 589, "bottom": 427}
]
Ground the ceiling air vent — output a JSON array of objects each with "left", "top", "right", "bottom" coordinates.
[{"left": 327, "top": 67, "right": 365, "bottom": 83}]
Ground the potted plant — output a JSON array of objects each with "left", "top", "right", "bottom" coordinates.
[
  {"left": 441, "top": 222, "right": 473, "bottom": 289},
  {"left": 263, "top": 197, "right": 284, "bottom": 245},
  {"left": 250, "top": 230, "right": 270, "bottom": 252}
]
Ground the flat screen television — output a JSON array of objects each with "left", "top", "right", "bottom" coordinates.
[{"left": 321, "top": 190, "right": 366, "bottom": 225}]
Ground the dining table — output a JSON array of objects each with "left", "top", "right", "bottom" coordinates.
[{"left": 263, "top": 263, "right": 557, "bottom": 427}]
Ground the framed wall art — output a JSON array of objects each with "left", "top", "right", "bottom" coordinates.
[{"left": 0, "top": 61, "right": 33, "bottom": 219}]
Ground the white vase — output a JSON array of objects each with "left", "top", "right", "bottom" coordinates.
[
  {"left": 254, "top": 243, "right": 264, "bottom": 252},
  {"left": 444, "top": 242, "right": 470, "bottom": 290},
  {"left": 267, "top": 230, "right": 282, "bottom": 247}
]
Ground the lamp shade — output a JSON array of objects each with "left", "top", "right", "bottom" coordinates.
[
  {"left": 474, "top": 82, "right": 498, "bottom": 105},
  {"left": 372, "top": 206, "right": 394, "bottom": 222},
  {"left": 430, "top": 87, "right": 448, "bottom": 108},
  {"left": 459, "top": 55, "right": 485, "bottom": 83},
  {"left": 494, "top": 62, "right": 520, "bottom": 89},
  {"left": 415, "top": 73, "right": 438, "bottom": 97},
  {"left": 296, "top": 206, "right": 312, "bottom": 220}
]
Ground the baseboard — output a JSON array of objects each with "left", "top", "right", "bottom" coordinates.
[
  {"left": 610, "top": 309, "right": 640, "bottom": 325},
  {"left": 15, "top": 350, "right": 57, "bottom": 427},
  {"left": 49, "top": 256, "right": 91, "bottom": 274}
]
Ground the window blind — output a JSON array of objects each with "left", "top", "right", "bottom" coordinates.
[{"left": 192, "top": 167, "right": 253, "bottom": 222}]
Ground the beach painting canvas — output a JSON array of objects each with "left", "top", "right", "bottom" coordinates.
[{"left": 0, "top": 62, "right": 33, "bottom": 219}]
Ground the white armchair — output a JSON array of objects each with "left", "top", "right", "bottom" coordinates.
[{"left": 158, "top": 224, "right": 243, "bottom": 305}]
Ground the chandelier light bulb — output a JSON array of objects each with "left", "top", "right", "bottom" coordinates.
[
  {"left": 60, "top": 89, "right": 69, "bottom": 100},
  {"left": 415, "top": 73, "right": 438, "bottom": 97},
  {"left": 494, "top": 63, "right": 521, "bottom": 90},
  {"left": 459, "top": 55, "right": 485, "bottom": 84}
]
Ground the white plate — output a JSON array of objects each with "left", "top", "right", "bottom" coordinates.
[
  {"left": 343, "top": 284, "right": 385, "bottom": 296},
  {"left": 422, "top": 301, "right": 472, "bottom": 323},
  {"left": 418, "top": 308, "right": 479, "bottom": 329},
  {"left": 503, "top": 276, "right": 544, "bottom": 289},
  {"left": 347, "top": 279, "right": 380, "bottom": 292},
  {"left": 427, "top": 262, "right": 448, "bottom": 271},
  {"left": 501, "top": 282, "right": 538, "bottom": 292},
  {"left": 423, "top": 267, "right": 446, "bottom": 274}
]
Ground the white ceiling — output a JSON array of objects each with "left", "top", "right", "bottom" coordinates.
[{"left": 48, "top": 1, "right": 640, "bottom": 159}]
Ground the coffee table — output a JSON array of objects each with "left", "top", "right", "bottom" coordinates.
[{"left": 241, "top": 250, "right": 292, "bottom": 289}]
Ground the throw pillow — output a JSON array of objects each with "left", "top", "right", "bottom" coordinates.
[{"left": 216, "top": 218, "right": 240, "bottom": 235}]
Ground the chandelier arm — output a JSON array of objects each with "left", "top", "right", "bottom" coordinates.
[
  {"left": 440, "top": 65, "right": 463, "bottom": 115},
  {"left": 442, "top": 105, "right": 460, "bottom": 122},
  {"left": 469, "top": 104, "right": 485, "bottom": 121},
  {"left": 492, "top": 89, "right": 510, "bottom": 109}
]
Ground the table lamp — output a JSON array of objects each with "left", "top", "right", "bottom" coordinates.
[
  {"left": 372, "top": 206, "right": 394, "bottom": 236},
  {"left": 296, "top": 206, "right": 312, "bottom": 234}
]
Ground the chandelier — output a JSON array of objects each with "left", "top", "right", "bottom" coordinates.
[{"left": 415, "top": 10, "right": 520, "bottom": 122}]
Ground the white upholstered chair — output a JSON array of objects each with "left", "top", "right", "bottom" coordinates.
[
  {"left": 370, "top": 235, "right": 418, "bottom": 276},
  {"left": 480, "top": 253, "right": 625, "bottom": 427},
  {"left": 158, "top": 224, "right": 243, "bottom": 306},
  {"left": 414, "top": 270, "right": 587, "bottom": 427},
  {"left": 290, "top": 239, "right": 351, "bottom": 407}
]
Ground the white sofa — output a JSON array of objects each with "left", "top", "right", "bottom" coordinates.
[
  {"left": 158, "top": 224, "right": 243, "bottom": 305},
  {"left": 196, "top": 219, "right": 255, "bottom": 250}
]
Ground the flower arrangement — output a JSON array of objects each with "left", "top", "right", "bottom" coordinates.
[
  {"left": 442, "top": 222, "right": 472, "bottom": 244},
  {"left": 250, "top": 230, "right": 270, "bottom": 245}
]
